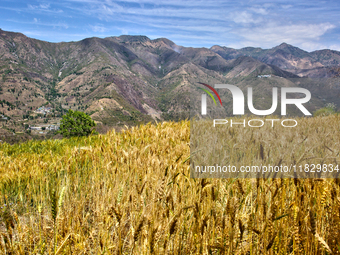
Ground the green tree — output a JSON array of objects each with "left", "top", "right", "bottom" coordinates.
[{"left": 59, "top": 110, "right": 97, "bottom": 137}]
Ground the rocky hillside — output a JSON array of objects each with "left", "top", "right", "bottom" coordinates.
[
  {"left": 0, "top": 29, "right": 339, "bottom": 140},
  {"left": 211, "top": 43, "right": 340, "bottom": 78}
]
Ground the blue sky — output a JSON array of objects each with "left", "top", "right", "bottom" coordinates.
[{"left": 1, "top": 0, "right": 340, "bottom": 51}]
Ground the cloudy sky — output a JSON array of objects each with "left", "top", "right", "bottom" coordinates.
[{"left": 1, "top": 0, "right": 340, "bottom": 51}]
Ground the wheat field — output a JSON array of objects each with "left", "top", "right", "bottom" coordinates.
[{"left": 0, "top": 117, "right": 339, "bottom": 254}]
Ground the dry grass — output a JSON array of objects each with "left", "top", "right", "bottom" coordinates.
[{"left": 0, "top": 118, "right": 339, "bottom": 254}]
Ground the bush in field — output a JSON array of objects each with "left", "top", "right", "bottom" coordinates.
[
  {"left": 313, "top": 103, "right": 336, "bottom": 116},
  {"left": 59, "top": 109, "right": 97, "bottom": 137}
]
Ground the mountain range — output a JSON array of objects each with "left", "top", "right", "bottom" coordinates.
[{"left": 0, "top": 29, "right": 340, "bottom": 139}]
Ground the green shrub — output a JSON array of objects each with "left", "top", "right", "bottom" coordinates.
[
  {"left": 59, "top": 110, "right": 97, "bottom": 137},
  {"left": 313, "top": 103, "right": 336, "bottom": 116}
]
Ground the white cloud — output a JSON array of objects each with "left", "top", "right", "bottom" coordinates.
[
  {"left": 230, "top": 11, "right": 258, "bottom": 24},
  {"left": 55, "top": 22, "right": 69, "bottom": 29},
  {"left": 281, "top": 5, "right": 293, "bottom": 9},
  {"left": 7, "top": 18, "right": 70, "bottom": 29},
  {"left": 248, "top": 7, "right": 268, "bottom": 15},
  {"left": 300, "top": 42, "right": 328, "bottom": 52},
  {"left": 23, "top": 30, "right": 43, "bottom": 37},
  {"left": 121, "top": 28, "right": 129, "bottom": 35},
  {"left": 90, "top": 25, "right": 107, "bottom": 32},
  {"left": 27, "top": 3, "right": 63, "bottom": 13},
  {"left": 65, "top": 0, "right": 230, "bottom": 8},
  {"left": 65, "top": 0, "right": 226, "bottom": 22},
  {"left": 22, "top": 30, "right": 93, "bottom": 42},
  {"left": 327, "top": 44, "right": 340, "bottom": 51},
  {"left": 39, "top": 3, "right": 50, "bottom": 9},
  {"left": 233, "top": 22, "right": 336, "bottom": 50}
]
